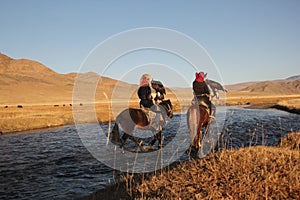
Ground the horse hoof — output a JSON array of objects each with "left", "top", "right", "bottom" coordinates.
[{"left": 143, "top": 145, "right": 152, "bottom": 151}]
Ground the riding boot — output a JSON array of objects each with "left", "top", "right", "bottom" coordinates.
[{"left": 210, "top": 104, "right": 216, "bottom": 120}]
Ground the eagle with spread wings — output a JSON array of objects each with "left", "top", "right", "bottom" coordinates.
[{"left": 205, "top": 79, "right": 227, "bottom": 99}]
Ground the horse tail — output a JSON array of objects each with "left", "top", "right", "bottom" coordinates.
[
  {"left": 187, "top": 106, "right": 199, "bottom": 144},
  {"left": 111, "top": 119, "right": 121, "bottom": 144}
]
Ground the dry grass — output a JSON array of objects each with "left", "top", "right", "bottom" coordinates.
[
  {"left": 269, "top": 99, "right": 300, "bottom": 115},
  {"left": 0, "top": 103, "right": 114, "bottom": 134},
  {"left": 0, "top": 97, "right": 189, "bottom": 134},
  {"left": 278, "top": 132, "right": 300, "bottom": 150},
  {"left": 133, "top": 146, "right": 300, "bottom": 199},
  {"left": 278, "top": 99, "right": 300, "bottom": 108},
  {"left": 78, "top": 132, "right": 300, "bottom": 200},
  {"left": 0, "top": 105, "right": 73, "bottom": 133},
  {"left": 226, "top": 91, "right": 300, "bottom": 106}
]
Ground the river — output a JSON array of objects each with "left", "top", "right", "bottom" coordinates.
[{"left": 0, "top": 107, "right": 299, "bottom": 199}]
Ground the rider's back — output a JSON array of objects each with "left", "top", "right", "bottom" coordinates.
[{"left": 138, "top": 85, "right": 154, "bottom": 108}]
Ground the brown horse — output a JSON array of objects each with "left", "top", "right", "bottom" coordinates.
[
  {"left": 187, "top": 102, "right": 211, "bottom": 151},
  {"left": 111, "top": 99, "right": 173, "bottom": 151}
]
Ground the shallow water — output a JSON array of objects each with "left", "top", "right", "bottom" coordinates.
[{"left": 0, "top": 107, "right": 299, "bottom": 199}]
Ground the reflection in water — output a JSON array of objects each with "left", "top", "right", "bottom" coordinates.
[{"left": 0, "top": 107, "right": 299, "bottom": 199}]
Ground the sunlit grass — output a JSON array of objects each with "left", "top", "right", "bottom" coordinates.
[{"left": 119, "top": 133, "right": 300, "bottom": 199}]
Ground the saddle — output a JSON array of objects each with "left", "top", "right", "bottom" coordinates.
[
  {"left": 191, "top": 98, "right": 211, "bottom": 117},
  {"left": 140, "top": 106, "right": 164, "bottom": 131},
  {"left": 197, "top": 100, "right": 210, "bottom": 109}
]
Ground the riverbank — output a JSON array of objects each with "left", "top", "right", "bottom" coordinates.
[
  {"left": 78, "top": 132, "right": 300, "bottom": 199},
  {"left": 0, "top": 98, "right": 185, "bottom": 134},
  {"left": 226, "top": 93, "right": 300, "bottom": 114},
  {"left": 242, "top": 99, "right": 300, "bottom": 115},
  {"left": 1, "top": 95, "right": 300, "bottom": 134},
  {"left": 0, "top": 103, "right": 114, "bottom": 134}
]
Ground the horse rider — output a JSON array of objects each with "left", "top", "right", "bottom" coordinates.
[
  {"left": 192, "top": 72, "right": 216, "bottom": 118},
  {"left": 137, "top": 74, "right": 155, "bottom": 109},
  {"left": 137, "top": 74, "right": 165, "bottom": 131}
]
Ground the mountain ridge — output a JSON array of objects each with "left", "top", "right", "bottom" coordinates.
[{"left": 1, "top": 53, "right": 299, "bottom": 105}]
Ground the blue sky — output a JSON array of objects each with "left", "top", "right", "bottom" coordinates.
[{"left": 1, "top": 0, "right": 300, "bottom": 86}]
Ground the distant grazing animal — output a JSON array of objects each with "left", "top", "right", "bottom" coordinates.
[
  {"left": 17, "top": 105, "right": 23, "bottom": 108},
  {"left": 111, "top": 99, "right": 173, "bottom": 151}
]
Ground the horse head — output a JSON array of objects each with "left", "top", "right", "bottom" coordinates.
[{"left": 159, "top": 99, "right": 173, "bottom": 119}]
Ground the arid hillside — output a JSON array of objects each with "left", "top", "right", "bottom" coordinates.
[
  {"left": 1, "top": 52, "right": 299, "bottom": 107},
  {"left": 0, "top": 53, "right": 137, "bottom": 105},
  {"left": 226, "top": 76, "right": 300, "bottom": 94},
  {"left": 225, "top": 81, "right": 258, "bottom": 91},
  {"left": 226, "top": 77, "right": 300, "bottom": 105},
  {"left": 241, "top": 80, "right": 300, "bottom": 94}
]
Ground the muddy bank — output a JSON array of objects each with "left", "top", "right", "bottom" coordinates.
[
  {"left": 244, "top": 103, "right": 300, "bottom": 115},
  {"left": 270, "top": 104, "right": 300, "bottom": 115}
]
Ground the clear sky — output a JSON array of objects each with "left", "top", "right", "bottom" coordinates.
[{"left": 1, "top": 0, "right": 300, "bottom": 86}]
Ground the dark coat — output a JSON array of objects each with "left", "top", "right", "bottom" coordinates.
[
  {"left": 137, "top": 85, "right": 154, "bottom": 108},
  {"left": 193, "top": 80, "right": 210, "bottom": 97},
  {"left": 192, "top": 80, "right": 211, "bottom": 107}
]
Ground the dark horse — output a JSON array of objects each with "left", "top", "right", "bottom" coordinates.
[
  {"left": 187, "top": 102, "right": 211, "bottom": 151},
  {"left": 111, "top": 99, "right": 173, "bottom": 151}
]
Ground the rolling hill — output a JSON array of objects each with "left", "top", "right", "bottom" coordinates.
[
  {"left": 0, "top": 53, "right": 137, "bottom": 105},
  {"left": 240, "top": 80, "right": 300, "bottom": 94},
  {"left": 1, "top": 53, "right": 299, "bottom": 106}
]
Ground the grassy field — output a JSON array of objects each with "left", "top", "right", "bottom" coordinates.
[
  {"left": 0, "top": 93, "right": 190, "bottom": 134},
  {"left": 226, "top": 92, "right": 300, "bottom": 114},
  {"left": 1, "top": 93, "right": 300, "bottom": 134},
  {"left": 0, "top": 103, "right": 113, "bottom": 134}
]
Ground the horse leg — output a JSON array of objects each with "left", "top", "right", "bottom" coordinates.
[
  {"left": 157, "top": 131, "right": 163, "bottom": 148},
  {"left": 127, "top": 134, "right": 145, "bottom": 151},
  {"left": 147, "top": 135, "right": 157, "bottom": 148},
  {"left": 120, "top": 133, "right": 129, "bottom": 150},
  {"left": 111, "top": 123, "right": 121, "bottom": 144},
  {"left": 196, "top": 124, "right": 203, "bottom": 150},
  {"left": 204, "top": 120, "right": 211, "bottom": 136}
]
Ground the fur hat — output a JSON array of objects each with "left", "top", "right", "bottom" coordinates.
[
  {"left": 195, "top": 72, "right": 205, "bottom": 82},
  {"left": 140, "top": 74, "right": 152, "bottom": 86}
]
